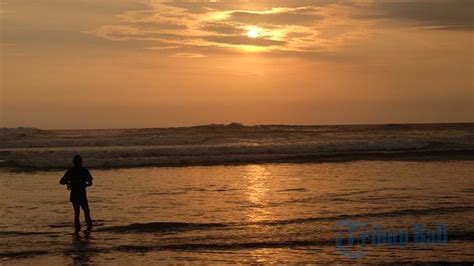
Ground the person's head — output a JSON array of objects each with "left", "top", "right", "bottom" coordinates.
[{"left": 73, "top": 155, "right": 83, "bottom": 167}]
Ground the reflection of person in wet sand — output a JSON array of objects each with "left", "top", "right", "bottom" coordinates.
[
  {"left": 70, "top": 230, "right": 93, "bottom": 264},
  {"left": 60, "top": 155, "right": 93, "bottom": 233}
]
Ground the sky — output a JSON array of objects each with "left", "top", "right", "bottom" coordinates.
[{"left": 1, "top": 0, "right": 473, "bottom": 129}]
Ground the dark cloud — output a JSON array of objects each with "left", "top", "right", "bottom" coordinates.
[
  {"left": 163, "top": 0, "right": 335, "bottom": 13},
  {"left": 118, "top": 10, "right": 188, "bottom": 30},
  {"left": 134, "top": 22, "right": 188, "bottom": 30},
  {"left": 246, "top": 0, "right": 336, "bottom": 8},
  {"left": 200, "top": 22, "right": 245, "bottom": 35},
  {"left": 229, "top": 8, "right": 323, "bottom": 26},
  {"left": 205, "top": 36, "right": 286, "bottom": 47},
  {"left": 285, "top": 31, "right": 314, "bottom": 39},
  {"left": 163, "top": 1, "right": 250, "bottom": 13},
  {"left": 362, "top": 0, "right": 474, "bottom": 31},
  {"left": 94, "top": 26, "right": 191, "bottom": 41}
]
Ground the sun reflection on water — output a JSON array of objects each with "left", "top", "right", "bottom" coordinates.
[{"left": 244, "top": 164, "right": 272, "bottom": 222}]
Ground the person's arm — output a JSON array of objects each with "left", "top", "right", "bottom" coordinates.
[
  {"left": 59, "top": 170, "right": 69, "bottom": 185},
  {"left": 85, "top": 169, "right": 93, "bottom": 187},
  {"left": 60, "top": 170, "right": 72, "bottom": 189}
]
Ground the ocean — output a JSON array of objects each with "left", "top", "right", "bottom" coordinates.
[
  {"left": 1, "top": 123, "right": 473, "bottom": 170},
  {"left": 0, "top": 123, "right": 473, "bottom": 263}
]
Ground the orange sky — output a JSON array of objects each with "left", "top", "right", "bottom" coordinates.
[{"left": 1, "top": 0, "right": 473, "bottom": 129}]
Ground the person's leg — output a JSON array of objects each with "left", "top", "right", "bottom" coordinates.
[
  {"left": 81, "top": 200, "right": 93, "bottom": 229},
  {"left": 72, "top": 202, "right": 81, "bottom": 231}
]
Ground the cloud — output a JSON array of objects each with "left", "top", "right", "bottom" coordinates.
[
  {"left": 85, "top": 1, "right": 379, "bottom": 54},
  {"left": 228, "top": 7, "right": 323, "bottom": 26},
  {"left": 163, "top": 0, "right": 337, "bottom": 13},
  {"left": 171, "top": 52, "right": 207, "bottom": 58},
  {"left": 205, "top": 35, "right": 286, "bottom": 47},
  {"left": 357, "top": 0, "right": 474, "bottom": 31},
  {"left": 89, "top": 25, "right": 191, "bottom": 42},
  {"left": 117, "top": 9, "right": 189, "bottom": 29},
  {"left": 200, "top": 22, "right": 246, "bottom": 35},
  {"left": 162, "top": 1, "right": 243, "bottom": 14}
]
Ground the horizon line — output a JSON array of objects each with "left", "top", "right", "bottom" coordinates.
[{"left": 2, "top": 121, "right": 473, "bottom": 131}]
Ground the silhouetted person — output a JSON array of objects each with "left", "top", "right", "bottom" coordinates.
[{"left": 60, "top": 155, "right": 93, "bottom": 232}]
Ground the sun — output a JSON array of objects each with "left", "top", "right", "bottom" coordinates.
[{"left": 247, "top": 27, "right": 259, "bottom": 38}]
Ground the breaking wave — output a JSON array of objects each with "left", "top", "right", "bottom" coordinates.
[{"left": 1, "top": 123, "right": 473, "bottom": 170}]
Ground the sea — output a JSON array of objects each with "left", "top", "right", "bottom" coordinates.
[{"left": 0, "top": 123, "right": 473, "bottom": 263}]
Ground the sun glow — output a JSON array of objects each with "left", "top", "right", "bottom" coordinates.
[{"left": 247, "top": 27, "right": 260, "bottom": 38}]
